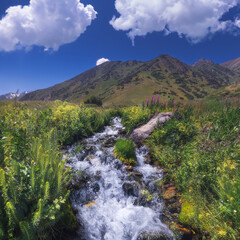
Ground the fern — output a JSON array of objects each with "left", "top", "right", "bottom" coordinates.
[
  {"left": 33, "top": 199, "right": 43, "bottom": 226},
  {"left": 0, "top": 169, "right": 8, "bottom": 201},
  {"left": 44, "top": 182, "right": 50, "bottom": 201},
  {"left": 19, "top": 221, "right": 31, "bottom": 240},
  {"left": 30, "top": 161, "right": 35, "bottom": 192}
]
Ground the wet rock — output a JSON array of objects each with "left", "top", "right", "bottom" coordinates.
[
  {"left": 91, "top": 182, "right": 100, "bottom": 193},
  {"left": 145, "top": 154, "right": 153, "bottom": 164},
  {"left": 84, "top": 145, "right": 98, "bottom": 153},
  {"left": 113, "top": 159, "right": 123, "bottom": 169},
  {"left": 125, "top": 165, "right": 133, "bottom": 171},
  {"left": 134, "top": 195, "right": 148, "bottom": 207},
  {"left": 103, "top": 137, "right": 116, "bottom": 147},
  {"left": 68, "top": 172, "right": 90, "bottom": 191},
  {"left": 85, "top": 155, "right": 100, "bottom": 165},
  {"left": 130, "top": 112, "right": 174, "bottom": 142},
  {"left": 76, "top": 151, "right": 88, "bottom": 161},
  {"left": 129, "top": 171, "right": 143, "bottom": 182},
  {"left": 168, "top": 202, "right": 181, "bottom": 214},
  {"left": 137, "top": 231, "right": 174, "bottom": 240},
  {"left": 163, "top": 187, "right": 177, "bottom": 200},
  {"left": 122, "top": 182, "right": 140, "bottom": 197}
]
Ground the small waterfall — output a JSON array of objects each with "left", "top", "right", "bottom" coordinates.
[{"left": 66, "top": 118, "right": 174, "bottom": 240}]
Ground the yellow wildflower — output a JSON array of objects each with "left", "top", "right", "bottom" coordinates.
[{"left": 218, "top": 229, "right": 227, "bottom": 236}]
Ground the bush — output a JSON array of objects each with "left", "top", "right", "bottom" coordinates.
[
  {"left": 84, "top": 96, "right": 102, "bottom": 106},
  {"left": 121, "top": 106, "right": 151, "bottom": 133},
  {"left": 114, "top": 139, "right": 136, "bottom": 165}
]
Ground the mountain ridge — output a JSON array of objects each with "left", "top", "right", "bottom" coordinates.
[{"left": 21, "top": 55, "right": 239, "bottom": 106}]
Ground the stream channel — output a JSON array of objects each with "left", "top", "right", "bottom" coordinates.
[{"left": 65, "top": 117, "right": 174, "bottom": 240}]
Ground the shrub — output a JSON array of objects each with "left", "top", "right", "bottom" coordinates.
[
  {"left": 84, "top": 96, "right": 102, "bottom": 106},
  {"left": 121, "top": 106, "right": 151, "bottom": 133},
  {"left": 114, "top": 139, "right": 136, "bottom": 165}
]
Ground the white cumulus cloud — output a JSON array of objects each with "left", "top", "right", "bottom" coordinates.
[
  {"left": 110, "top": 0, "right": 240, "bottom": 43},
  {"left": 0, "top": 0, "right": 97, "bottom": 51},
  {"left": 96, "top": 58, "right": 110, "bottom": 66}
]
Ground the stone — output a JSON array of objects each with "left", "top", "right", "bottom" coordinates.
[
  {"left": 130, "top": 112, "right": 174, "bottom": 142},
  {"left": 122, "top": 182, "right": 140, "bottom": 197},
  {"left": 125, "top": 165, "right": 133, "bottom": 171},
  {"left": 163, "top": 187, "right": 177, "bottom": 200}
]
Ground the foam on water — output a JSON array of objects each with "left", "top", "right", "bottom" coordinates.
[{"left": 67, "top": 118, "right": 174, "bottom": 240}]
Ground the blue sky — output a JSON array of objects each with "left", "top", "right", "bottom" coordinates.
[{"left": 0, "top": 0, "right": 240, "bottom": 95}]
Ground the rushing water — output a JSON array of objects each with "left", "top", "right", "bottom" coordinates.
[{"left": 66, "top": 118, "right": 174, "bottom": 240}]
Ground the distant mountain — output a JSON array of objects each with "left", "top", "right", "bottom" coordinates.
[
  {"left": 0, "top": 91, "right": 29, "bottom": 100},
  {"left": 21, "top": 55, "right": 237, "bottom": 106},
  {"left": 192, "top": 58, "right": 238, "bottom": 83},
  {"left": 221, "top": 57, "right": 240, "bottom": 80}
]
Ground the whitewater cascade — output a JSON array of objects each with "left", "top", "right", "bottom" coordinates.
[{"left": 66, "top": 118, "right": 174, "bottom": 240}]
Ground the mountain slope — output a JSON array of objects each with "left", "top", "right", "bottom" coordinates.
[
  {"left": 22, "top": 55, "right": 234, "bottom": 106},
  {"left": 192, "top": 58, "right": 237, "bottom": 83},
  {"left": 221, "top": 57, "right": 240, "bottom": 81}
]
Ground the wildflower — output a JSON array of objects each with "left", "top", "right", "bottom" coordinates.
[
  {"left": 234, "top": 210, "right": 237, "bottom": 213},
  {"left": 218, "top": 229, "right": 227, "bottom": 236},
  {"left": 230, "top": 164, "right": 236, "bottom": 170}
]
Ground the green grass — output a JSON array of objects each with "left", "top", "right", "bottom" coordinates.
[
  {"left": 143, "top": 99, "right": 240, "bottom": 239},
  {"left": 114, "top": 139, "right": 137, "bottom": 165}
]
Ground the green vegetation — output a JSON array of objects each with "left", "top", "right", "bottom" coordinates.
[
  {"left": 144, "top": 100, "right": 240, "bottom": 239},
  {"left": 84, "top": 96, "right": 103, "bottom": 106},
  {"left": 0, "top": 100, "right": 116, "bottom": 239},
  {"left": 119, "top": 98, "right": 240, "bottom": 239},
  {"left": 1, "top": 94, "right": 240, "bottom": 240},
  {"left": 114, "top": 139, "right": 136, "bottom": 165}
]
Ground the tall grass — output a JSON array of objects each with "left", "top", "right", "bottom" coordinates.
[
  {"left": 146, "top": 99, "right": 240, "bottom": 239},
  {"left": 0, "top": 100, "right": 116, "bottom": 239}
]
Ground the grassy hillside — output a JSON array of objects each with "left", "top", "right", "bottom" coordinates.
[
  {"left": 222, "top": 57, "right": 240, "bottom": 79},
  {"left": 21, "top": 55, "right": 237, "bottom": 107}
]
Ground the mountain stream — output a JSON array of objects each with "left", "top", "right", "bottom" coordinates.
[{"left": 66, "top": 118, "right": 174, "bottom": 240}]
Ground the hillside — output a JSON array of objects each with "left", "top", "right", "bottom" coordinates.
[
  {"left": 21, "top": 55, "right": 236, "bottom": 106},
  {"left": 221, "top": 57, "right": 240, "bottom": 80}
]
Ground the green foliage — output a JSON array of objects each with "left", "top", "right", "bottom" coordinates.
[
  {"left": 0, "top": 101, "right": 115, "bottom": 239},
  {"left": 147, "top": 100, "right": 240, "bottom": 239},
  {"left": 120, "top": 106, "right": 151, "bottom": 133},
  {"left": 114, "top": 139, "right": 136, "bottom": 165},
  {"left": 0, "top": 132, "right": 72, "bottom": 239},
  {"left": 84, "top": 96, "right": 102, "bottom": 106}
]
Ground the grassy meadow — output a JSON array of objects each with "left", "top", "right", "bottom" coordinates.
[{"left": 0, "top": 97, "right": 239, "bottom": 239}]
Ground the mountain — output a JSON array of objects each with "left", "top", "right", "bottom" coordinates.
[
  {"left": 221, "top": 57, "right": 240, "bottom": 80},
  {"left": 192, "top": 58, "right": 237, "bottom": 83},
  {"left": 0, "top": 91, "right": 29, "bottom": 100},
  {"left": 21, "top": 55, "right": 236, "bottom": 106}
]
